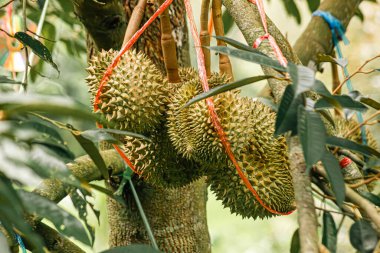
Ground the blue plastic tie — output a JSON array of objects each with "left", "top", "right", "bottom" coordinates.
[
  {"left": 313, "top": 10, "right": 367, "bottom": 146},
  {"left": 14, "top": 233, "right": 26, "bottom": 253}
]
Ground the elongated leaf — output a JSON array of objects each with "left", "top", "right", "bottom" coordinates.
[
  {"left": 275, "top": 85, "right": 304, "bottom": 136},
  {"left": 288, "top": 63, "right": 315, "bottom": 96},
  {"left": 0, "top": 76, "right": 23, "bottom": 85},
  {"left": 321, "top": 152, "right": 346, "bottom": 207},
  {"left": 0, "top": 94, "right": 95, "bottom": 121},
  {"left": 208, "top": 46, "right": 287, "bottom": 72},
  {"left": 213, "top": 36, "right": 266, "bottom": 55},
  {"left": 349, "top": 220, "right": 378, "bottom": 253},
  {"left": 71, "top": 128, "right": 109, "bottom": 181},
  {"left": 100, "top": 245, "right": 163, "bottom": 253},
  {"left": 282, "top": 0, "right": 301, "bottom": 23},
  {"left": 181, "top": 76, "right": 273, "bottom": 109},
  {"left": 82, "top": 129, "right": 150, "bottom": 143},
  {"left": 222, "top": 11, "right": 234, "bottom": 34},
  {"left": 322, "top": 212, "right": 337, "bottom": 253},
  {"left": 359, "top": 192, "right": 380, "bottom": 207},
  {"left": 307, "top": 0, "right": 320, "bottom": 11},
  {"left": 326, "top": 136, "right": 380, "bottom": 157},
  {"left": 314, "top": 95, "right": 367, "bottom": 111},
  {"left": 316, "top": 54, "right": 347, "bottom": 67},
  {"left": 290, "top": 228, "right": 300, "bottom": 253},
  {"left": 18, "top": 190, "right": 91, "bottom": 246},
  {"left": 360, "top": 97, "right": 380, "bottom": 110},
  {"left": 312, "top": 80, "right": 332, "bottom": 97},
  {"left": 14, "top": 32, "right": 58, "bottom": 72},
  {"left": 298, "top": 106, "right": 326, "bottom": 170}
]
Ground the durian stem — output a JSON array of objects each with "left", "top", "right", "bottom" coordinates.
[
  {"left": 200, "top": 0, "right": 211, "bottom": 77},
  {"left": 158, "top": 0, "right": 180, "bottom": 83},
  {"left": 212, "top": 0, "right": 233, "bottom": 80},
  {"left": 122, "top": 0, "right": 147, "bottom": 48}
]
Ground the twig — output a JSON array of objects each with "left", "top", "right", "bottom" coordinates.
[
  {"left": 349, "top": 173, "right": 380, "bottom": 189},
  {"left": 333, "top": 54, "right": 380, "bottom": 94},
  {"left": 212, "top": 0, "right": 233, "bottom": 80},
  {"left": 200, "top": 0, "right": 211, "bottom": 77},
  {"left": 344, "top": 111, "right": 380, "bottom": 139},
  {"left": 122, "top": 0, "right": 146, "bottom": 47},
  {"left": 158, "top": 0, "right": 180, "bottom": 83},
  {"left": 0, "top": 0, "right": 14, "bottom": 9},
  {"left": 314, "top": 206, "right": 357, "bottom": 219}
]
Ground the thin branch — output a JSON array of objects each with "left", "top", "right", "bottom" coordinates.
[
  {"left": 200, "top": 0, "right": 211, "bottom": 77},
  {"left": 0, "top": 0, "right": 14, "bottom": 9},
  {"left": 349, "top": 173, "right": 380, "bottom": 189},
  {"left": 122, "top": 0, "right": 146, "bottom": 47}
]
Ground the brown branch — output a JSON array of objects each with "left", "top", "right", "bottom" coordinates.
[
  {"left": 158, "top": 0, "right": 180, "bottom": 83},
  {"left": 212, "top": 0, "right": 233, "bottom": 80},
  {"left": 200, "top": 0, "right": 211, "bottom": 77},
  {"left": 122, "top": 0, "right": 147, "bottom": 47}
]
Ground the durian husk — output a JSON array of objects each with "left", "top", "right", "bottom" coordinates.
[
  {"left": 167, "top": 69, "right": 252, "bottom": 165},
  {"left": 86, "top": 49, "right": 167, "bottom": 134},
  {"left": 123, "top": 126, "right": 203, "bottom": 188}
]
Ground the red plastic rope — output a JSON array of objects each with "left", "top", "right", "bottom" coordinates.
[
  {"left": 94, "top": 0, "right": 174, "bottom": 174},
  {"left": 184, "top": 0, "right": 292, "bottom": 216},
  {"left": 248, "top": 0, "right": 288, "bottom": 67}
]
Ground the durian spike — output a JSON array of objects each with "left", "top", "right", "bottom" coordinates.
[
  {"left": 200, "top": 0, "right": 211, "bottom": 77},
  {"left": 211, "top": 0, "right": 234, "bottom": 80},
  {"left": 158, "top": 0, "right": 180, "bottom": 83},
  {"left": 122, "top": 0, "right": 147, "bottom": 47}
]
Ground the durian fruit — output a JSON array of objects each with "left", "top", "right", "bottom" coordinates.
[
  {"left": 86, "top": 49, "right": 167, "bottom": 133},
  {"left": 205, "top": 99, "right": 295, "bottom": 219},
  {"left": 167, "top": 68, "right": 252, "bottom": 165},
  {"left": 123, "top": 126, "right": 203, "bottom": 188}
]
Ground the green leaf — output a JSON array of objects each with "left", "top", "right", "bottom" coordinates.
[
  {"left": 312, "top": 80, "right": 332, "bottom": 97},
  {"left": 321, "top": 152, "right": 346, "bottom": 207},
  {"left": 208, "top": 46, "right": 287, "bottom": 72},
  {"left": 0, "top": 94, "right": 96, "bottom": 121},
  {"left": 32, "top": 139, "right": 74, "bottom": 161},
  {"left": 288, "top": 63, "right": 315, "bottom": 96},
  {"left": 0, "top": 76, "right": 23, "bottom": 85},
  {"left": 14, "top": 32, "right": 59, "bottom": 72},
  {"left": 360, "top": 97, "right": 380, "bottom": 110},
  {"left": 100, "top": 245, "right": 163, "bottom": 253},
  {"left": 222, "top": 10, "right": 234, "bottom": 34},
  {"left": 316, "top": 54, "right": 347, "bottom": 67},
  {"left": 17, "top": 190, "right": 91, "bottom": 246},
  {"left": 349, "top": 220, "right": 378, "bottom": 253},
  {"left": 315, "top": 95, "right": 368, "bottom": 112},
  {"left": 282, "top": 0, "right": 301, "bottom": 24},
  {"left": 81, "top": 129, "right": 150, "bottom": 143},
  {"left": 358, "top": 192, "right": 380, "bottom": 207},
  {"left": 275, "top": 85, "right": 304, "bottom": 136},
  {"left": 69, "top": 126, "right": 109, "bottom": 181},
  {"left": 322, "top": 212, "right": 337, "bottom": 253},
  {"left": 290, "top": 228, "right": 300, "bottom": 253},
  {"left": 326, "top": 136, "right": 380, "bottom": 158},
  {"left": 181, "top": 75, "right": 273, "bottom": 109},
  {"left": 306, "top": 0, "right": 320, "bottom": 11},
  {"left": 297, "top": 106, "right": 327, "bottom": 170},
  {"left": 213, "top": 36, "right": 266, "bottom": 55}
]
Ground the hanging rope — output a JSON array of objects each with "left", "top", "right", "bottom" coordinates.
[{"left": 313, "top": 10, "right": 367, "bottom": 145}]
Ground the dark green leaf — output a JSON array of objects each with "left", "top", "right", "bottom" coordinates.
[
  {"left": 32, "top": 140, "right": 74, "bottom": 161},
  {"left": 282, "top": 0, "right": 301, "bottom": 24},
  {"left": 322, "top": 212, "right": 337, "bottom": 253},
  {"left": 181, "top": 76, "right": 273, "bottom": 109},
  {"left": 315, "top": 95, "right": 368, "bottom": 112},
  {"left": 360, "top": 97, "right": 380, "bottom": 110},
  {"left": 14, "top": 32, "right": 59, "bottom": 72},
  {"left": 0, "top": 76, "right": 23, "bottom": 85},
  {"left": 213, "top": 36, "right": 266, "bottom": 55},
  {"left": 326, "top": 136, "right": 380, "bottom": 158},
  {"left": 349, "top": 220, "right": 378, "bottom": 253},
  {"left": 318, "top": 110, "right": 335, "bottom": 129},
  {"left": 290, "top": 228, "right": 300, "bottom": 253},
  {"left": 208, "top": 46, "right": 287, "bottom": 72},
  {"left": 17, "top": 190, "right": 91, "bottom": 246},
  {"left": 100, "top": 245, "right": 163, "bottom": 253},
  {"left": 316, "top": 54, "right": 347, "bottom": 67},
  {"left": 298, "top": 106, "right": 327, "bottom": 170},
  {"left": 359, "top": 192, "right": 380, "bottom": 207},
  {"left": 0, "top": 94, "right": 96, "bottom": 121},
  {"left": 312, "top": 80, "right": 332, "bottom": 97},
  {"left": 20, "top": 120, "right": 63, "bottom": 143},
  {"left": 222, "top": 11, "right": 234, "bottom": 34},
  {"left": 275, "top": 85, "right": 304, "bottom": 136},
  {"left": 306, "top": 0, "right": 320, "bottom": 11},
  {"left": 288, "top": 63, "right": 315, "bottom": 96},
  {"left": 82, "top": 129, "right": 150, "bottom": 143},
  {"left": 355, "top": 8, "right": 364, "bottom": 22},
  {"left": 321, "top": 152, "right": 346, "bottom": 207}
]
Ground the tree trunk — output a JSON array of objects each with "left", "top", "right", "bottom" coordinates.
[{"left": 73, "top": 0, "right": 210, "bottom": 252}]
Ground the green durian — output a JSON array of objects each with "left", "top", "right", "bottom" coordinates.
[
  {"left": 123, "top": 126, "right": 203, "bottom": 188},
  {"left": 86, "top": 49, "right": 167, "bottom": 133},
  {"left": 167, "top": 69, "right": 252, "bottom": 165}
]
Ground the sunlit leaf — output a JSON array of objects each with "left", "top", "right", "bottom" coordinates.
[{"left": 321, "top": 151, "right": 346, "bottom": 207}]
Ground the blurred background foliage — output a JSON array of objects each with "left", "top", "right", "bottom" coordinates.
[{"left": 1, "top": 0, "right": 379, "bottom": 252}]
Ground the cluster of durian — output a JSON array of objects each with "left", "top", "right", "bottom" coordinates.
[{"left": 86, "top": 49, "right": 296, "bottom": 219}]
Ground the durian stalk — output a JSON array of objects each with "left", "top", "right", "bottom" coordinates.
[
  {"left": 122, "top": 0, "right": 147, "bottom": 47},
  {"left": 200, "top": 0, "right": 211, "bottom": 77},
  {"left": 212, "top": 0, "right": 234, "bottom": 80},
  {"left": 158, "top": 0, "right": 180, "bottom": 83}
]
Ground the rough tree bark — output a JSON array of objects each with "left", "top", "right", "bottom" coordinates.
[{"left": 73, "top": 0, "right": 210, "bottom": 252}]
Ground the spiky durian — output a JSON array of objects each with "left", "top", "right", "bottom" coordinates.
[
  {"left": 86, "top": 49, "right": 167, "bottom": 133},
  {"left": 205, "top": 100, "right": 295, "bottom": 219},
  {"left": 167, "top": 69, "right": 252, "bottom": 164},
  {"left": 123, "top": 126, "right": 203, "bottom": 188}
]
